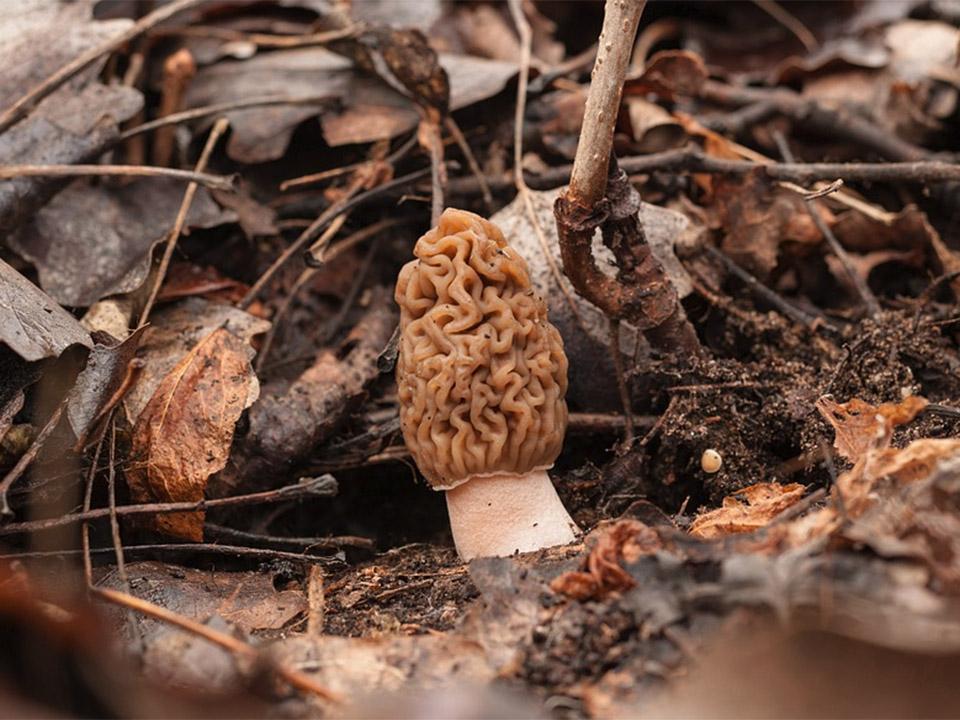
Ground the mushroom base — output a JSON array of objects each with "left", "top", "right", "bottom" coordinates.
[{"left": 445, "top": 470, "right": 579, "bottom": 560}]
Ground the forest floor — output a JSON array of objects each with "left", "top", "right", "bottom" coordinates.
[{"left": 2, "top": 1, "right": 960, "bottom": 717}]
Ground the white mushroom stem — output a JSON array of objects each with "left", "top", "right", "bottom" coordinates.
[{"left": 444, "top": 470, "right": 579, "bottom": 560}]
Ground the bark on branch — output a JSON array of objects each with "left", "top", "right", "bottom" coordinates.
[{"left": 554, "top": 0, "right": 701, "bottom": 357}]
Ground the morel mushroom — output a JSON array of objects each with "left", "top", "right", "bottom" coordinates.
[{"left": 395, "top": 208, "right": 579, "bottom": 559}]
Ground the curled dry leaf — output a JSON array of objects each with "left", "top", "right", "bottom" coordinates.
[
  {"left": 0, "top": 258, "right": 92, "bottom": 362},
  {"left": 816, "top": 394, "right": 929, "bottom": 465},
  {"left": 66, "top": 328, "right": 146, "bottom": 448},
  {"left": 689, "top": 482, "right": 806, "bottom": 540},
  {"left": 551, "top": 520, "right": 663, "bottom": 601},
  {"left": 126, "top": 328, "right": 261, "bottom": 541},
  {"left": 0, "top": 2, "right": 143, "bottom": 232},
  {"left": 625, "top": 50, "right": 708, "bottom": 101}
]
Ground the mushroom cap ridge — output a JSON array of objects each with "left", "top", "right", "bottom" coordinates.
[{"left": 395, "top": 208, "right": 569, "bottom": 490}]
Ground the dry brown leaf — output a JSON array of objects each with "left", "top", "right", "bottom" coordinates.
[
  {"left": 551, "top": 520, "right": 663, "bottom": 601},
  {"left": 816, "top": 394, "right": 929, "bottom": 465},
  {"left": 625, "top": 50, "right": 708, "bottom": 101},
  {"left": 127, "top": 328, "right": 260, "bottom": 541},
  {"left": 690, "top": 482, "right": 806, "bottom": 540}
]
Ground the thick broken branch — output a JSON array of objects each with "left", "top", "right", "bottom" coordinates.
[{"left": 554, "top": 0, "right": 700, "bottom": 358}]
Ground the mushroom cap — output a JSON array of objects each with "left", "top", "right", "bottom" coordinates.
[{"left": 395, "top": 208, "right": 569, "bottom": 490}]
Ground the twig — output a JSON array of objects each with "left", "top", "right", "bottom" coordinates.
[
  {"left": 0, "top": 165, "right": 235, "bottom": 191},
  {"left": 773, "top": 132, "right": 881, "bottom": 317},
  {"left": 420, "top": 119, "right": 445, "bottom": 226},
  {"left": 553, "top": 0, "right": 701, "bottom": 356},
  {"left": 81, "top": 433, "right": 107, "bottom": 589},
  {"left": 138, "top": 117, "right": 229, "bottom": 326},
  {"left": 699, "top": 80, "right": 930, "bottom": 162},
  {"left": 0, "top": 0, "right": 203, "bottom": 134},
  {"left": 205, "top": 523, "right": 375, "bottom": 552},
  {"left": 149, "top": 24, "right": 358, "bottom": 49},
  {"left": 106, "top": 420, "right": 128, "bottom": 586},
  {"left": 0, "top": 399, "right": 68, "bottom": 517},
  {"left": 567, "top": 0, "right": 646, "bottom": 206},
  {"left": 255, "top": 215, "right": 350, "bottom": 374},
  {"left": 448, "top": 148, "right": 960, "bottom": 196},
  {"left": 306, "top": 566, "right": 325, "bottom": 636},
  {"left": 4, "top": 543, "right": 341, "bottom": 565},
  {"left": 703, "top": 244, "right": 830, "bottom": 330},
  {"left": 239, "top": 166, "right": 432, "bottom": 309},
  {"left": 444, "top": 116, "right": 493, "bottom": 213},
  {"left": 0, "top": 475, "right": 338, "bottom": 536},
  {"left": 753, "top": 0, "right": 818, "bottom": 52},
  {"left": 91, "top": 586, "right": 344, "bottom": 704},
  {"left": 280, "top": 134, "right": 418, "bottom": 192},
  {"left": 507, "top": 0, "right": 586, "bottom": 331},
  {"left": 319, "top": 239, "right": 381, "bottom": 343},
  {"left": 122, "top": 95, "right": 332, "bottom": 141}
]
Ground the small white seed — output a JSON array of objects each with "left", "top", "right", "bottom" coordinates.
[{"left": 701, "top": 449, "right": 722, "bottom": 474}]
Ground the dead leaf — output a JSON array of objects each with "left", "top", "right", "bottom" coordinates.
[
  {"left": 625, "top": 50, "right": 708, "bottom": 101},
  {"left": 124, "top": 298, "right": 270, "bottom": 424},
  {"left": 816, "top": 394, "right": 929, "bottom": 465},
  {"left": 66, "top": 328, "right": 145, "bottom": 448},
  {"left": 689, "top": 482, "right": 807, "bottom": 539},
  {"left": 551, "top": 520, "right": 662, "bottom": 600},
  {"left": 11, "top": 178, "right": 235, "bottom": 307},
  {"left": 127, "top": 327, "right": 260, "bottom": 541},
  {"left": 713, "top": 173, "right": 823, "bottom": 278},
  {"left": 0, "top": 258, "right": 92, "bottom": 361},
  {"left": 185, "top": 47, "right": 515, "bottom": 159},
  {"left": 0, "top": 2, "right": 143, "bottom": 231},
  {"left": 844, "top": 453, "right": 960, "bottom": 592}
]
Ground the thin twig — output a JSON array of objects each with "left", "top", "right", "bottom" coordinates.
[
  {"left": 138, "top": 118, "right": 229, "bottom": 326},
  {"left": 81, "top": 433, "right": 107, "bottom": 589},
  {"left": 319, "top": 239, "right": 381, "bottom": 343},
  {"left": 507, "top": 0, "right": 586, "bottom": 330},
  {"left": 122, "top": 95, "right": 331, "bottom": 141},
  {"left": 448, "top": 147, "right": 960, "bottom": 195},
  {"left": 4, "top": 543, "right": 340, "bottom": 565},
  {"left": 0, "top": 0, "right": 203, "bottom": 134},
  {"left": 0, "top": 475, "right": 338, "bottom": 536},
  {"left": 205, "top": 523, "right": 375, "bottom": 552},
  {"left": 255, "top": 215, "right": 349, "bottom": 374},
  {"left": 773, "top": 132, "right": 881, "bottom": 317},
  {"left": 0, "top": 399, "right": 68, "bottom": 517},
  {"left": 106, "top": 420, "right": 129, "bottom": 585},
  {"left": 703, "top": 244, "right": 831, "bottom": 330},
  {"left": 753, "top": 0, "right": 819, "bottom": 52},
  {"left": 239, "top": 166, "right": 432, "bottom": 308},
  {"left": 280, "top": 134, "right": 418, "bottom": 191},
  {"left": 0, "top": 165, "right": 236, "bottom": 191},
  {"left": 444, "top": 116, "right": 493, "bottom": 213},
  {"left": 421, "top": 119, "right": 445, "bottom": 226},
  {"left": 91, "top": 586, "right": 344, "bottom": 703},
  {"left": 149, "top": 24, "right": 358, "bottom": 49}
]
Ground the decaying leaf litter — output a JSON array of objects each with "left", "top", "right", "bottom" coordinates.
[{"left": 2, "top": 0, "right": 960, "bottom": 716}]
